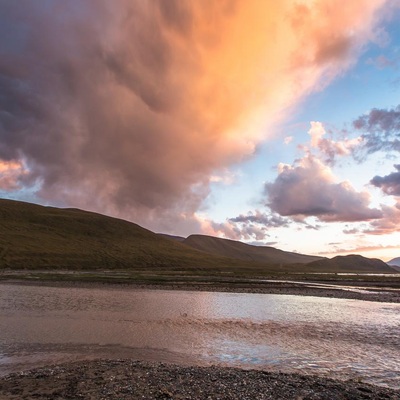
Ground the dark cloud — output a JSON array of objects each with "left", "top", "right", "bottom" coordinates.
[
  {"left": 265, "top": 155, "right": 382, "bottom": 222},
  {"left": 206, "top": 211, "right": 289, "bottom": 242},
  {"left": 0, "top": 1, "right": 390, "bottom": 234},
  {"left": 370, "top": 165, "right": 400, "bottom": 195},
  {"left": 353, "top": 105, "right": 400, "bottom": 154},
  {"left": 229, "top": 212, "right": 289, "bottom": 228},
  {"left": 0, "top": 0, "right": 234, "bottom": 232},
  {"left": 343, "top": 227, "right": 361, "bottom": 234}
]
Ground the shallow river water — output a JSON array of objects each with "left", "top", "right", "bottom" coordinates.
[{"left": 0, "top": 283, "right": 399, "bottom": 389}]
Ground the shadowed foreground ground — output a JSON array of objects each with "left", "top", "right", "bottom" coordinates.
[{"left": 0, "top": 360, "right": 399, "bottom": 400}]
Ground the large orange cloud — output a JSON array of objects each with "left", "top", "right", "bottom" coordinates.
[{"left": 0, "top": 0, "right": 390, "bottom": 233}]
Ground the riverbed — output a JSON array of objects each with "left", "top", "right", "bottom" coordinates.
[{"left": 0, "top": 283, "right": 399, "bottom": 389}]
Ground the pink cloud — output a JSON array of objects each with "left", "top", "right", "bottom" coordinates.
[
  {"left": 266, "top": 155, "right": 382, "bottom": 222},
  {"left": 308, "top": 121, "right": 363, "bottom": 164},
  {"left": 365, "top": 202, "right": 400, "bottom": 235},
  {"left": 0, "top": 160, "right": 27, "bottom": 190}
]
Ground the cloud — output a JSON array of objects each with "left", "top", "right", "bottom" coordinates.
[
  {"left": 0, "top": 160, "right": 28, "bottom": 190},
  {"left": 353, "top": 105, "right": 400, "bottom": 154},
  {"left": 248, "top": 241, "right": 278, "bottom": 247},
  {"left": 308, "top": 121, "right": 363, "bottom": 164},
  {"left": 365, "top": 201, "right": 400, "bottom": 234},
  {"left": 0, "top": 0, "right": 389, "bottom": 232},
  {"left": 265, "top": 155, "right": 382, "bottom": 222},
  {"left": 201, "top": 210, "right": 289, "bottom": 242},
  {"left": 371, "top": 165, "right": 400, "bottom": 195},
  {"left": 209, "top": 169, "right": 238, "bottom": 185},
  {"left": 205, "top": 220, "right": 269, "bottom": 242},
  {"left": 343, "top": 227, "right": 361, "bottom": 234},
  {"left": 284, "top": 136, "right": 294, "bottom": 145},
  {"left": 318, "top": 244, "right": 399, "bottom": 255},
  {"left": 366, "top": 54, "right": 399, "bottom": 69},
  {"left": 229, "top": 211, "right": 290, "bottom": 228},
  {"left": 362, "top": 163, "right": 400, "bottom": 234}
]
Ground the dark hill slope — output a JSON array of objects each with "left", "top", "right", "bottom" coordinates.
[
  {"left": 306, "top": 254, "right": 395, "bottom": 273},
  {"left": 183, "top": 234, "right": 322, "bottom": 265},
  {"left": 0, "top": 199, "right": 263, "bottom": 270},
  {"left": 0, "top": 199, "right": 394, "bottom": 274}
]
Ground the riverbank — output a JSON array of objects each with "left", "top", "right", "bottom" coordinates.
[
  {"left": 1, "top": 277, "right": 399, "bottom": 303},
  {"left": 0, "top": 359, "right": 399, "bottom": 400}
]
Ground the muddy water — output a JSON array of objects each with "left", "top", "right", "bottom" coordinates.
[{"left": 0, "top": 283, "right": 399, "bottom": 388}]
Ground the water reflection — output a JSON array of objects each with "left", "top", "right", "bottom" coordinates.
[{"left": 0, "top": 284, "right": 399, "bottom": 389}]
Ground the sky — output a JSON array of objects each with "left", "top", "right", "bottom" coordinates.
[{"left": 1, "top": 0, "right": 400, "bottom": 261}]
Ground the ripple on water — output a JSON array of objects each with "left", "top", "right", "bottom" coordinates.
[{"left": 0, "top": 284, "right": 399, "bottom": 389}]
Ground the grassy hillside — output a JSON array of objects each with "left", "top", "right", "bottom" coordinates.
[
  {"left": 0, "top": 199, "right": 263, "bottom": 271},
  {"left": 0, "top": 199, "right": 394, "bottom": 275},
  {"left": 183, "top": 234, "right": 323, "bottom": 265}
]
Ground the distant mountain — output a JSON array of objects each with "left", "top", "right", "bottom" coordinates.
[
  {"left": 387, "top": 257, "right": 400, "bottom": 267},
  {"left": 306, "top": 254, "right": 396, "bottom": 273},
  {"left": 183, "top": 234, "right": 323, "bottom": 265},
  {"left": 387, "top": 257, "right": 400, "bottom": 272}
]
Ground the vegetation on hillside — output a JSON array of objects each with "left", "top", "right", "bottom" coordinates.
[{"left": 0, "top": 199, "right": 396, "bottom": 275}]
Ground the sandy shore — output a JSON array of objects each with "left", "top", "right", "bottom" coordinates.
[{"left": 0, "top": 359, "right": 399, "bottom": 400}]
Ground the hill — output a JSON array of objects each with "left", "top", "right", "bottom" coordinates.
[
  {"left": 306, "top": 255, "right": 395, "bottom": 273},
  {"left": 183, "top": 234, "right": 322, "bottom": 265},
  {"left": 157, "top": 234, "right": 185, "bottom": 242},
  {"left": 0, "top": 199, "right": 394, "bottom": 275},
  {"left": 388, "top": 257, "right": 400, "bottom": 268},
  {"left": 0, "top": 199, "right": 261, "bottom": 271}
]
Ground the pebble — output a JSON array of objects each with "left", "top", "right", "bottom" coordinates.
[{"left": 0, "top": 359, "right": 398, "bottom": 399}]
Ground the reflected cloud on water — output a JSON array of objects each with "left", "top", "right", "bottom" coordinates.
[{"left": 0, "top": 284, "right": 399, "bottom": 389}]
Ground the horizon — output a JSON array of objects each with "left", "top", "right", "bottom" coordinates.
[{"left": 1, "top": 1, "right": 400, "bottom": 261}]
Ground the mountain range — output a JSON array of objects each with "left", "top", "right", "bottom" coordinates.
[{"left": 0, "top": 199, "right": 396, "bottom": 274}]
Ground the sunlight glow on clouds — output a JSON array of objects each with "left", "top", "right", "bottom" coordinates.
[
  {"left": 308, "top": 121, "right": 363, "bottom": 164},
  {"left": 0, "top": 0, "right": 390, "bottom": 233},
  {"left": 0, "top": 160, "right": 27, "bottom": 191},
  {"left": 1, "top": 0, "right": 399, "bottom": 259},
  {"left": 266, "top": 155, "right": 382, "bottom": 222}
]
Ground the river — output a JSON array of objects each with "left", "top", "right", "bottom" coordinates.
[{"left": 0, "top": 283, "right": 399, "bottom": 389}]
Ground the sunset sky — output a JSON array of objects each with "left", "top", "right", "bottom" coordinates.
[{"left": 1, "top": 1, "right": 400, "bottom": 261}]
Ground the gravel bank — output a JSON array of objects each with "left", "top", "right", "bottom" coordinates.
[
  {"left": 2, "top": 279, "right": 399, "bottom": 303},
  {"left": 0, "top": 360, "right": 399, "bottom": 400}
]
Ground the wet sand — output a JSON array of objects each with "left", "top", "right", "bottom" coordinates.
[{"left": 1, "top": 359, "right": 399, "bottom": 400}]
